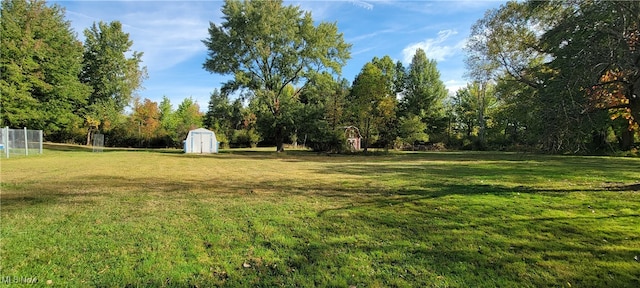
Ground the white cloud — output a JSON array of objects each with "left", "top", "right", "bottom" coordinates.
[
  {"left": 444, "top": 79, "right": 468, "bottom": 96},
  {"left": 352, "top": 47, "right": 374, "bottom": 56},
  {"left": 402, "top": 29, "right": 462, "bottom": 64},
  {"left": 131, "top": 21, "right": 210, "bottom": 71},
  {"left": 293, "top": 1, "right": 355, "bottom": 21},
  {"left": 66, "top": 2, "right": 221, "bottom": 73},
  {"left": 348, "top": 0, "right": 374, "bottom": 10},
  {"left": 122, "top": 6, "right": 215, "bottom": 72},
  {"left": 348, "top": 28, "right": 397, "bottom": 42},
  {"left": 376, "top": 0, "right": 502, "bottom": 16}
]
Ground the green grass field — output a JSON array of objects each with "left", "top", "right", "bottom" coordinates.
[{"left": 1, "top": 146, "right": 639, "bottom": 287}]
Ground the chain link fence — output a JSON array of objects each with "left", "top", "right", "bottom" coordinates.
[
  {"left": 0, "top": 127, "right": 43, "bottom": 158},
  {"left": 92, "top": 133, "right": 104, "bottom": 152}
]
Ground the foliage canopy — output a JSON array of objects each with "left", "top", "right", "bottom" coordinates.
[{"left": 203, "top": 0, "right": 351, "bottom": 152}]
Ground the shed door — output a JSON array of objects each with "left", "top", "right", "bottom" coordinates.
[
  {"left": 192, "top": 132, "right": 213, "bottom": 153},
  {"left": 192, "top": 132, "right": 203, "bottom": 153},
  {"left": 201, "top": 133, "right": 211, "bottom": 153}
]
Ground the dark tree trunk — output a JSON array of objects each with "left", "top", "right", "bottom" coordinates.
[
  {"left": 620, "top": 128, "right": 633, "bottom": 151},
  {"left": 630, "top": 93, "right": 639, "bottom": 132},
  {"left": 363, "top": 119, "right": 370, "bottom": 153},
  {"left": 591, "top": 130, "right": 607, "bottom": 151},
  {"left": 510, "top": 123, "right": 518, "bottom": 143},
  {"left": 275, "top": 124, "right": 285, "bottom": 153},
  {"left": 620, "top": 85, "right": 639, "bottom": 151}
]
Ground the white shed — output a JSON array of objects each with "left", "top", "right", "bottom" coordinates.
[{"left": 183, "top": 128, "right": 219, "bottom": 154}]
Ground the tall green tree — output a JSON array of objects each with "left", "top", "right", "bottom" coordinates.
[
  {"left": 0, "top": 0, "right": 90, "bottom": 140},
  {"left": 402, "top": 48, "right": 448, "bottom": 138},
  {"left": 175, "top": 98, "right": 203, "bottom": 142},
  {"left": 251, "top": 84, "right": 298, "bottom": 147},
  {"left": 492, "top": 76, "right": 538, "bottom": 146},
  {"left": 325, "top": 77, "right": 350, "bottom": 131},
  {"left": 467, "top": 0, "right": 639, "bottom": 152},
  {"left": 466, "top": 0, "right": 596, "bottom": 152},
  {"left": 295, "top": 72, "right": 349, "bottom": 152},
  {"left": 468, "top": 1, "right": 572, "bottom": 88},
  {"left": 158, "top": 96, "right": 179, "bottom": 147},
  {"left": 203, "top": 89, "right": 244, "bottom": 147},
  {"left": 370, "top": 56, "right": 401, "bottom": 150},
  {"left": 81, "top": 20, "right": 147, "bottom": 142},
  {"left": 453, "top": 82, "right": 499, "bottom": 148},
  {"left": 371, "top": 56, "right": 401, "bottom": 96},
  {"left": 394, "top": 61, "right": 407, "bottom": 95},
  {"left": 404, "top": 49, "right": 448, "bottom": 113},
  {"left": 453, "top": 87, "right": 478, "bottom": 139},
  {"left": 203, "top": 89, "right": 230, "bottom": 132},
  {"left": 202, "top": 0, "right": 351, "bottom": 152},
  {"left": 397, "top": 114, "right": 429, "bottom": 149},
  {"left": 349, "top": 61, "right": 396, "bottom": 152}
]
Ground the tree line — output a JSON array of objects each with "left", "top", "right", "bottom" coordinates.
[
  {"left": 2, "top": 0, "right": 638, "bottom": 154},
  {"left": 203, "top": 0, "right": 639, "bottom": 153},
  {"left": 463, "top": 0, "right": 640, "bottom": 153}
]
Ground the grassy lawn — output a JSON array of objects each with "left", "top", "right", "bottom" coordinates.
[{"left": 1, "top": 147, "right": 639, "bottom": 287}]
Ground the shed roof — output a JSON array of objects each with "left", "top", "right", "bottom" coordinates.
[{"left": 189, "top": 128, "right": 215, "bottom": 134}]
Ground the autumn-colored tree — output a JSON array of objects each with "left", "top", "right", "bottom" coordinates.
[
  {"left": 540, "top": 0, "right": 640, "bottom": 151},
  {"left": 130, "top": 98, "right": 161, "bottom": 146},
  {"left": 466, "top": 0, "right": 639, "bottom": 152},
  {"left": 589, "top": 70, "right": 639, "bottom": 130}
]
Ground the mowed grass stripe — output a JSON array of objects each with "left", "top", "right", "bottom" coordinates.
[{"left": 1, "top": 149, "right": 639, "bottom": 287}]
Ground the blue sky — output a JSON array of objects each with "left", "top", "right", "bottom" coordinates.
[{"left": 52, "top": 0, "right": 506, "bottom": 110}]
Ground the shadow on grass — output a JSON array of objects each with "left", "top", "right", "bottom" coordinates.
[
  {"left": 605, "top": 183, "right": 640, "bottom": 191},
  {"left": 43, "top": 143, "right": 183, "bottom": 154},
  {"left": 3, "top": 151, "right": 639, "bottom": 209},
  {"left": 110, "top": 148, "right": 551, "bottom": 163},
  {"left": 2, "top": 151, "right": 639, "bottom": 287}
]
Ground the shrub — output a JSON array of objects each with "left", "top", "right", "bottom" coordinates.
[
  {"left": 231, "top": 129, "right": 261, "bottom": 148},
  {"left": 306, "top": 128, "right": 347, "bottom": 153}
]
